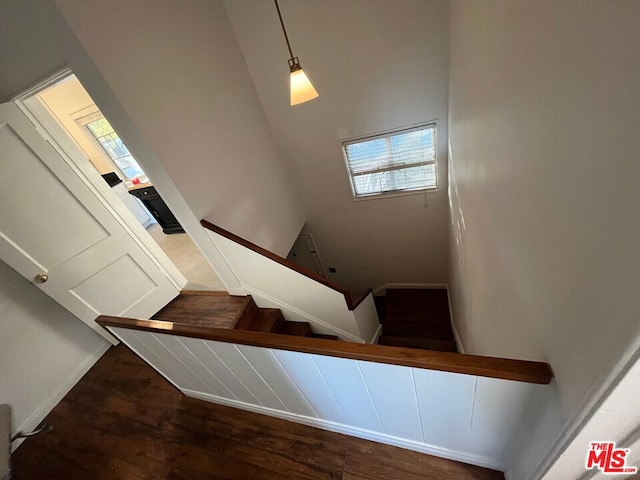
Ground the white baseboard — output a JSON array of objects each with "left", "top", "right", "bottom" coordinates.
[
  {"left": 445, "top": 286, "right": 465, "bottom": 354},
  {"left": 373, "top": 282, "right": 448, "bottom": 296},
  {"left": 242, "top": 285, "right": 364, "bottom": 343},
  {"left": 182, "top": 388, "right": 506, "bottom": 472},
  {"left": 227, "top": 287, "right": 247, "bottom": 296},
  {"left": 451, "top": 322, "right": 465, "bottom": 354},
  {"left": 369, "top": 323, "right": 383, "bottom": 344},
  {"left": 11, "top": 341, "right": 111, "bottom": 452}
]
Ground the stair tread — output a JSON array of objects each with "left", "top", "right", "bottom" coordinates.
[
  {"left": 152, "top": 293, "right": 252, "bottom": 329},
  {"left": 237, "top": 309, "right": 284, "bottom": 332},
  {"left": 276, "top": 321, "right": 313, "bottom": 337},
  {"left": 385, "top": 289, "right": 450, "bottom": 324},
  {"left": 378, "top": 335, "right": 457, "bottom": 352},
  {"left": 310, "top": 333, "right": 340, "bottom": 341},
  {"left": 382, "top": 288, "right": 455, "bottom": 341},
  {"left": 382, "top": 324, "right": 455, "bottom": 340}
]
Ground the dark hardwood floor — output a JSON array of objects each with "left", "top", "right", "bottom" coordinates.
[{"left": 12, "top": 345, "right": 504, "bottom": 480}]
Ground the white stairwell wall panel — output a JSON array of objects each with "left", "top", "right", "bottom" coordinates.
[
  {"left": 278, "top": 267, "right": 358, "bottom": 331},
  {"left": 311, "top": 355, "right": 383, "bottom": 432},
  {"left": 201, "top": 342, "right": 287, "bottom": 411},
  {"left": 505, "top": 382, "right": 565, "bottom": 480},
  {"left": 272, "top": 350, "right": 348, "bottom": 424},
  {"left": 176, "top": 336, "right": 261, "bottom": 405},
  {"left": 470, "top": 377, "right": 541, "bottom": 463},
  {"left": 215, "top": 232, "right": 358, "bottom": 333},
  {"left": 158, "top": 336, "right": 234, "bottom": 399},
  {"left": 109, "top": 328, "right": 550, "bottom": 471},
  {"left": 213, "top": 235, "right": 297, "bottom": 305},
  {"left": 358, "top": 361, "right": 423, "bottom": 442},
  {"left": 149, "top": 334, "right": 220, "bottom": 397},
  {"left": 113, "top": 329, "right": 189, "bottom": 391},
  {"left": 142, "top": 333, "right": 210, "bottom": 393},
  {"left": 235, "top": 345, "right": 316, "bottom": 417},
  {"left": 208, "top": 231, "right": 379, "bottom": 341},
  {"left": 352, "top": 294, "right": 381, "bottom": 343},
  {"left": 413, "top": 368, "right": 476, "bottom": 452}
]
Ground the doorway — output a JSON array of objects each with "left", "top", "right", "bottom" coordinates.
[
  {"left": 19, "top": 72, "right": 225, "bottom": 292},
  {"left": 286, "top": 232, "right": 327, "bottom": 278}
]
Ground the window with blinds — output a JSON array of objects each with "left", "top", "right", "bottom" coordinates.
[{"left": 342, "top": 124, "right": 437, "bottom": 199}]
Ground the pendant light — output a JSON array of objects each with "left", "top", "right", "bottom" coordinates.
[{"left": 274, "top": 0, "right": 319, "bottom": 106}]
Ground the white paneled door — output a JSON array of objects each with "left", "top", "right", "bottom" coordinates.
[{"left": 0, "top": 103, "right": 179, "bottom": 343}]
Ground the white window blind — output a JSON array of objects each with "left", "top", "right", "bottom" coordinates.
[{"left": 342, "top": 124, "right": 437, "bottom": 198}]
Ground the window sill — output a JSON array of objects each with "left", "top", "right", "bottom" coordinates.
[{"left": 352, "top": 187, "right": 440, "bottom": 202}]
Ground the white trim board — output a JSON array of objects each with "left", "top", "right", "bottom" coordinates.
[
  {"left": 369, "top": 324, "right": 383, "bottom": 344},
  {"left": 373, "top": 283, "right": 448, "bottom": 296},
  {"left": 182, "top": 388, "right": 506, "bottom": 472},
  {"left": 446, "top": 286, "right": 465, "bottom": 354},
  {"left": 11, "top": 341, "right": 111, "bottom": 452}
]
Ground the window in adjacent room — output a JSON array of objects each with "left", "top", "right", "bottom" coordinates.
[
  {"left": 80, "top": 113, "right": 146, "bottom": 181},
  {"left": 342, "top": 123, "right": 437, "bottom": 199}
]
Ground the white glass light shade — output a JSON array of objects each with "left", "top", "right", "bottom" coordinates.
[{"left": 290, "top": 69, "right": 319, "bottom": 105}]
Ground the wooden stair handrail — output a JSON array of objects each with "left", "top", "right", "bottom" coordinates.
[
  {"left": 200, "top": 219, "right": 371, "bottom": 310},
  {"left": 97, "top": 315, "right": 554, "bottom": 385}
]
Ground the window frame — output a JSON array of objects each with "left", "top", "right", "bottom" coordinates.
[
  {"left": 341, "top": 122, "right": 438, "bottom": 201},
  {"left": 76, "top": 111, "right": 145, "bottom": 181}
]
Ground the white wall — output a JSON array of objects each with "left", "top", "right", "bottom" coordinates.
[
  {"left": 542, "top": 355, "right": 640, "bottom": 480},
  {"left": 56, "top": 0, "right": 304, "bottom": 258},
  {"left": 110, "top": 326, "right": 552, "bottom": 472},
  {"left": 224, "top": 0, "right": 451, "bottom": 294},
  {"left": 0, "top": 261, "right": 109, "bottom": 447},
  {"left": 448, "top": 0, "right": 640, "bottom": 476}
]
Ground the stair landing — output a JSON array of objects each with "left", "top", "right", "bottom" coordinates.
[
  {"left": 379, "top": 289, "right": 458, "bottom": 353},
  {"left": 152, "top": 291, "right": 250, "bottom": 328}
]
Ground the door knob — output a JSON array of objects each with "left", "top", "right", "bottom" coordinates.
[{"left": 34, "top": 273, "right": 48, "bottom": 284}]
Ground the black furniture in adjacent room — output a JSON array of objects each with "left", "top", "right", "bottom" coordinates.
[{"left": 129, "top": 186, "right": 184, "bottom": 234}]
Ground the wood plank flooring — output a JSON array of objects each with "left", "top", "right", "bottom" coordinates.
[
  {"left": 146, "top": 223, "right": 226, "bottom": 291},
  {"left": 12, "top": 345, "right": 504, "bottom": 480}
]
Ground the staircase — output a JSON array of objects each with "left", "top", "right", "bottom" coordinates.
[
  {"left": 153, "top": 289, "right": 457, "bottom": 350},
  {"left": 377, "top": 289, "right": 458, "bottom": 352},
  {"left": 152, "top": 291, "right": 339, "bottom": 340}
]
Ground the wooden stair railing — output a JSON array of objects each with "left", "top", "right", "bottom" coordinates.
[
  {"left": 200, "top": 220, "right": 372, "bottom": 311},
  {"left": 97, "top": 313, "right": 554, "bottom": 385}
]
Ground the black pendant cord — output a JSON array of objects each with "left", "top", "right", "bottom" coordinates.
[{"left": 274, "top": 0, "right": 295, "bottom": 61}]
